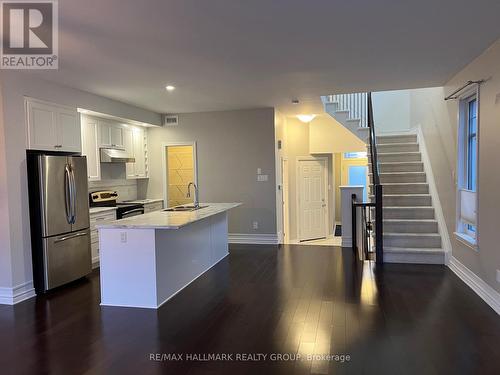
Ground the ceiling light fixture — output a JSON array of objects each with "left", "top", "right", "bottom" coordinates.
[
  {"left": 165, "top": 85, "right": 175, "bottom": 92},
  {"left": 296, "top": 114, "right": 316, "bottom": 123}
]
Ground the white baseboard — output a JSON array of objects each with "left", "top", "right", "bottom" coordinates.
[
  {"left": 0, "top": 280, "right": 36, "bottom": 305},
  {"left": 448, "top": 256, "right": 500, "bottom": 315},
  {"left": 228, "top": 233, "right": 279, "bottom": 245}
]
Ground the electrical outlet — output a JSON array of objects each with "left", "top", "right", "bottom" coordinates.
[
  {"left": 257, "top": 174, "right": 268, "bottom": 182},
  {"left": 252, "top": 221, "right": 259, "bottom": 230},
  {"left": 120, "top": 232, "right": 127, "bottom": 243},
  {"left": 497, "top": 269, "right": 500, "bottom": 283}
]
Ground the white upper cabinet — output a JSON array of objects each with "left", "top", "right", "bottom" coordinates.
[
  {"left": 99, "top": 121, "right": 124, "bottom": 148},
  {"left": 78, "top": 113, "right": 149, "bottom": 181},
  {"left": 26, "top": 98, "right": 81, "bottom": 152},
  {"left": 133, "top": 127, "right": 147, "bottom": 178},
  {"left": 126, "top": 126, "right": 148, "bottom": 179},
  {"left": 80, "top": 115, "right": 101, "bottom": 181},
  {"left": 124, "top": 127, "right": 135, "bottom": 178}
]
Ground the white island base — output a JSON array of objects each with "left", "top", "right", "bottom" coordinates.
[{"left": 99, "top": 209, "right": 233, "bottom": 309}]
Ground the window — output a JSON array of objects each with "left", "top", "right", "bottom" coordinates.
[
  {"left": 343, "top": 152, "right": 367, "bottom": 159},
  {"left": 456, "top": 94, "right": 478, "bottom": 245},
  {"left": 466, "top": 99, "right": 477, "bottom": 191}
]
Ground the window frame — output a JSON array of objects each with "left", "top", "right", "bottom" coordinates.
[{"left": 455, "top": 87, "right": 480, "bottom": 249}]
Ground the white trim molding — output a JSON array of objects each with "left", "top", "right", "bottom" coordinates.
[
  {"left": 448, "top": 256, "right": 500, "bottom": 315},
  {"left": 228, "top": 233, "right": 279, "bottom": 245},
  {"left": 0, "top": 281, "right": 36, "bottom": 305}
]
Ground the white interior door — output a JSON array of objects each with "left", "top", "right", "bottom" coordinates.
[{"left": 298, "top": 159, "right": 327, "bottom": 241}]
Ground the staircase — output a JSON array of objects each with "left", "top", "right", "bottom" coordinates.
[
  {"left": 323, "top": 93, "right": 370, "bottom": 141},
  {"left": 369, "top": 134, "right": 445, "bottom": 264}
]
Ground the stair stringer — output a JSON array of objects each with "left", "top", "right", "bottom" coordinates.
[
  {"left": 324, "top": 101, "right": 369, "bottom": 142},
  {"left": 414, "top": 125, "right": 452, "bottom": 265}
]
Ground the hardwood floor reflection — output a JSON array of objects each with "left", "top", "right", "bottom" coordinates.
[{"left": 1, "top": 244, "right": 499, "bottom": 374}]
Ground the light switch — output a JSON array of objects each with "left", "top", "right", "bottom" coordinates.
[
  {"left": 257, "top": 168, "right": 262, "bottom": 175},
  {"left": 257, "top": 174, "right": 268, "bottom": 182},
  {"left": 120, "top": 232, "right": 127, "bottom": 243}
]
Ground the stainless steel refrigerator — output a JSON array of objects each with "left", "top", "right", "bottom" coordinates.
[{"left": 27, "top": 152, "right": 91, "bottom": 294}]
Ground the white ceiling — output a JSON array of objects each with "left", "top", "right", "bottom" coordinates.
[{"left": 23, "top": 0, "right": 500, "bottom": 115}]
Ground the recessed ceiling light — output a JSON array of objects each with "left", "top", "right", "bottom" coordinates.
[
  {"left": 165, "top": 85, "right": 175, "bottom": 92},
  {"left": 296, "top": 114, "right": 316, "bottom": 123}
]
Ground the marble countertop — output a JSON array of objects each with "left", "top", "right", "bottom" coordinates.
[
  {"left": 89, "top": 206, "right": 118, "bottom": 215},
  {"left": 96, "top": 203, "right": 241, "bottom": 230}
]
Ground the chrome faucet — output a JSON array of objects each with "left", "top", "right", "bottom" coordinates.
[{"left": 186, "top": 182, "right": 199, "bottom": 208}]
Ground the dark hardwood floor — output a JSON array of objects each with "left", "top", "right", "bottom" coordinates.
[{"left": 1, "top": 244, "right": 499, "bottom": 375}]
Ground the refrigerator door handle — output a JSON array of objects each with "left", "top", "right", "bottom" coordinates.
[
  {"left": 64, "top": 164, "right": 72, "bottom": 224},
  {"left": 54, "top": 231, "right": 88, "bottom": 244},
  {"left": 70, "top": 166, "right": 77, "bottom": 224}
]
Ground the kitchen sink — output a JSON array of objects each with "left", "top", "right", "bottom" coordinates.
[{"left": 164, "top": 205, "right": 208, "bottom": 212}]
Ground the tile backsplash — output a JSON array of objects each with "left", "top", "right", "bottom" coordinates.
[{"left": 88, "top": 163, "right": 138, "bottom": 201}]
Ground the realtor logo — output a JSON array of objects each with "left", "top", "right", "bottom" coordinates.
[{"left": 1, "top": 0, "right": 58, "bottom": 69}]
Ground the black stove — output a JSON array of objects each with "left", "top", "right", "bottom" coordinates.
[
  {"left": 90, "top": 191, "right": 144, "bottom": 219},
  {"left": 114, "top": 203, "right": 144, "bottom": 219}
]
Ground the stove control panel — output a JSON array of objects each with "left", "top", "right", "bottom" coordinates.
[{"left": 90, "top": 190, "right": 118, "bottom": 204}]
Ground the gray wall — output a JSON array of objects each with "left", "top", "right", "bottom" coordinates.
[
  {"left": 145, "top": 108, "right": 277, "bottom": 235},
  {"left": 0, "top": 71, "right": 161, "bottom": 290}
]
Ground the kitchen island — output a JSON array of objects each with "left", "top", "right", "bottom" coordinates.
[{"left": 97, "top": 203, "right": 240, "bottom": 308}]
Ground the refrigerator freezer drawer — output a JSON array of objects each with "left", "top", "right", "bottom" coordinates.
[{"left": 43, "top": 229, "right": 91, "bottom": 290}]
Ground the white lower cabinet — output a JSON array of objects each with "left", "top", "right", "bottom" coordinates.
[
  {"left": 144, "top": 201, "right": 164, "bottom": 213},
  {"left": 90, "top": 210, "right": 116, "bottom": 267}
]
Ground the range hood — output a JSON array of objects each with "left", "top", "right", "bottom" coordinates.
[{"left": 100, "top": 148, "right": 135, "bottom": 163}]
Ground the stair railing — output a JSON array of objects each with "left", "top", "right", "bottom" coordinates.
[
  {"left": 326, "top": 92, "right": 368, "bottom": 128},
  {"left": 352, "top": 92, "right": 384, "bottom": 263}
]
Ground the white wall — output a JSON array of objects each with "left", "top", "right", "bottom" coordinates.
[
  {"left": 0, "top": 80, "right": 13, "bottom": 288},
  {"left": 282, "top": 117, "right": 310, "bottom": 241},
  {"left": 146, "top": 108, "right": 277, "bottom": 235},
  {"left": 0, "top": 71, "right": 161, "bottom": 293},
  {"left": 309, "top": 115, "right": 366, "bottom": 153},
  {"left": 373, "top": 89, "right": 411, "bottom": 133}
]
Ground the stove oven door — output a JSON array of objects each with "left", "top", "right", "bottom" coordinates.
[{"left": 118, "top": 207, "right": 144, "bottom": 219}]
